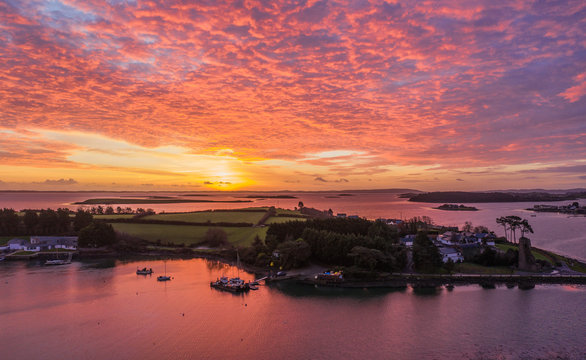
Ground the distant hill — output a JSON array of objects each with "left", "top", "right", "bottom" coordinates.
[{"left": 409, "top": 191, "right": 586, "bottom": 203}]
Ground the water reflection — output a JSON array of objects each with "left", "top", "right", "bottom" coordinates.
[{"left": 1, "top": 259, "right": 585, "bottom": 360}]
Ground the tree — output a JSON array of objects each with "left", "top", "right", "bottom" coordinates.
[
  {"left": 367, "top": 220, "right": 398, "bottom": 244},
  {"left": 203, "top": 227, "right": 229, "bottom": 248},
  {"left": 78, "top": 221, "right": 116, "bottom": 248},
  {"left": 412, "top": 231, "right": 442, "bottom": 272},
  {"left": 349, "top": 246, "right": 385, "bottom": 271},
  {"left": 276, "top": 239, "right": 311, "bottom": 269},
  {"left": 56, "top": 208, "right": 71, "bottom": 232},
  {"left": 505, "top": 216, "right": 522, "bottom": 243},
  {"left": 298, "top": 201, "right": 304, "bottom": 209},
  {"left": 473, "top": 225, "right": 489, "bottom": 233},
  {"left": 74, "top": 209, "right": 94, "bottom": 231},
  {"left": 23, "top": 210, "right": 39, "bottom": 234},
  {"left": 519, "top": 219, "right": 534, "bottom": 238},
  {"left": 38, "top": 209, "right": 58, "bottom": 234},
  {"left": 463, "top": 221, "right": 473, "bottom": 232},
  {"left": 0, "top": 208, "right": 20, "bottom": 235},
  {"left": 496, "top": 217, "right": 508, "bottom": 241},
  {"left": 105, "top": 206, "right": 114, "bottom": 215}
]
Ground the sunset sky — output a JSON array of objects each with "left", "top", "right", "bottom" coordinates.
[{"left": 0, "top": 0, "right": 585, "bottom": 191}]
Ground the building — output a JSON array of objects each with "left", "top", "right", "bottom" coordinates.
[
  {"left": 400, "top": 235, "right": 415, "bottom": 247},
  {"left": 439, "top": 247, "right": 464, "bottom": 263},
  {"left": 7, "top": 236, "right": 78, "bottom": 252}
]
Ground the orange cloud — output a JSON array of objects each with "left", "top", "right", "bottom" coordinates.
[{"left": 0, "top": 0, "right": 584, "bottom": 190}]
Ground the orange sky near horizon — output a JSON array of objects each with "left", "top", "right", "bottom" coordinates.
[{"left": 0, "top": 0, "right": 585, "bottom": 191}]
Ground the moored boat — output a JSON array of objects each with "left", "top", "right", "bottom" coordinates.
[
  {"left": 157, "top": 261, "right": 171, "bottom": 281},
  {"left": 210, "top": 276, "right": 250, "bottom": 292},
  {"left": 136, "top": 267, "right": 153, "bottom": 275}
]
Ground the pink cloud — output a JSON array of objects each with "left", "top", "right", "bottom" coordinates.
[{"left": 0, "top": 0, "right": 584, "bottom": 186}]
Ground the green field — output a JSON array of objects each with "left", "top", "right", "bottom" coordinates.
[
  {"left": 265, "top": 217, "right": 307, "bottom": 224},
  {"left": 143, "top": 211, "right": 267, "bottom": 224},
  {"left": 496, "top": 244, "right": 554, "bottom": 265},
  {"left": 275, "top": 208, "right": 303, "bottom": 215},
  {"left": 110, "top": 223, "right": 267, "bottom": 247}
]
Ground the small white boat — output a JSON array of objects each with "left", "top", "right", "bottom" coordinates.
[{"left": 157, "top": 261, "right": 171, "bottom": 281}]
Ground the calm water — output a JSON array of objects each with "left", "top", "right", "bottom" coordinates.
[
  {"left": 1, "top": 191, "right": 585, "bottom": 260},
  {"left": 0, "top": 259, "right": 584, "bottom": 360}
]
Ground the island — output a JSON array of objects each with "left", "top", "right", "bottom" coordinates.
[
  {"left": 435, "top": 204, "right": 478, "bottom": 211},
  {"left": 409, "top": 191, "right": 586, "bottom": 203}
]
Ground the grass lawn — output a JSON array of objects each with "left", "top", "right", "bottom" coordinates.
[
  {"left": 496, "top": 243, "right": 554, "bottom": 266},
  {"left": 455, "top": 262, "right": 514, "bottom": 274},
  {"left": 265, "top": 217, "right": 307, "bottom": 224},
  {"left": 143, "top": 211, "right": 266, "bottom": 224},
  {"left": 110, "top": 223, "right": 267, "bottom": 247}
]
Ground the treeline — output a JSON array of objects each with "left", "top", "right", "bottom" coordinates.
[
  {"left": 257, "top": 218, "right": 407, "bottom": 272},
  {"left": 0, "top": 208, "right": 73, "bottom": 235},
  {"left": 0, "top": 208, "right": 111, "bottom": 239},
  {"left": 266, "top": 217, "right": 374, "bottom": 243},
  {"left": 81, "top": 206, "right": 155, "bottom": 215}
]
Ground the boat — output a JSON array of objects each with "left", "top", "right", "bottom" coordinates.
[
  {"left": 209, "top": 251, "right": 250, "bottom": 292},
  {"left": 210, "top": 276, "right": 250, "bottom": 292},
  {"left": 136, "top": 267, "right": 153, "bottom": 275},
  {"left": 45, "top": 252, "right": 72, "bottom": 266},
  {"left": 249, "top": 284, "right": 259, "bottom": 290},
  {"left": 157, "top": 261, "right": 171, "bottom": 281}
]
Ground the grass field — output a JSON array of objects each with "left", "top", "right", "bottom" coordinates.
[
  {"left": 265, "top": 217, "right": 307, "bottom": 224},
  {"left": 143, "top": 211, "right": 266, "bottom": 224},
  {"left": 110, "top": 223, "right": 267, "bottom": 247},
  {"left": 496, "top": 244, "right": 554, "bottom": 265}
]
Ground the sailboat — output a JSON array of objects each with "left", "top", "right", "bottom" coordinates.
[
  {"left": 210, "top": 251, "right": 250, "bottom": 292},
  {"left": 45, "top": 245, "right": 72, "bottom": 266},
  {"left": 157, "top": 261, "right": 171, "bottom": 281}
]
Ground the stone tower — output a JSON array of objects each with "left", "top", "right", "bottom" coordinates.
[{"left": 518, "top": 237, "right": 539, "bottom": 272}]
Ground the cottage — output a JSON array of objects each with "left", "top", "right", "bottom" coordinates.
[
  {"left": 400, "top": 235, "right": 415, "bottom": 247},
  {"left": 439, "top": 247, "right": 464, "bottom": 263},
  {"left": 30, "top": 236, "right": 78, "bottom": 250},
  {"left": 8, "top": 238, "right": 30, "bottom": 251}
]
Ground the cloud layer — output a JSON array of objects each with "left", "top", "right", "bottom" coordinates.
[{"left": 0, "top": 0, "right": 584, "bottom": 190}]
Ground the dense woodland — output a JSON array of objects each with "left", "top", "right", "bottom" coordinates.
[{"left": 0, "top": 208, "right": 116, "bottom": 247}]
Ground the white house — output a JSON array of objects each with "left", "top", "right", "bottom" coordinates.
[
  {"left": 30, "top": 236, "right": 78, "bottom": 250},
  {"left": 400, "top": 235, "right": 415, "bottom": 247},
  {"left": 439, "top": 247, "right": 464, "bottom": 263}
]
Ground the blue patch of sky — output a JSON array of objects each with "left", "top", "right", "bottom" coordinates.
[
  {"left": 106, "top": 0, "right": 137, "bottom": 6},
  {"left": 40, "top": 0, "right": 99, "bottom": 24}
]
